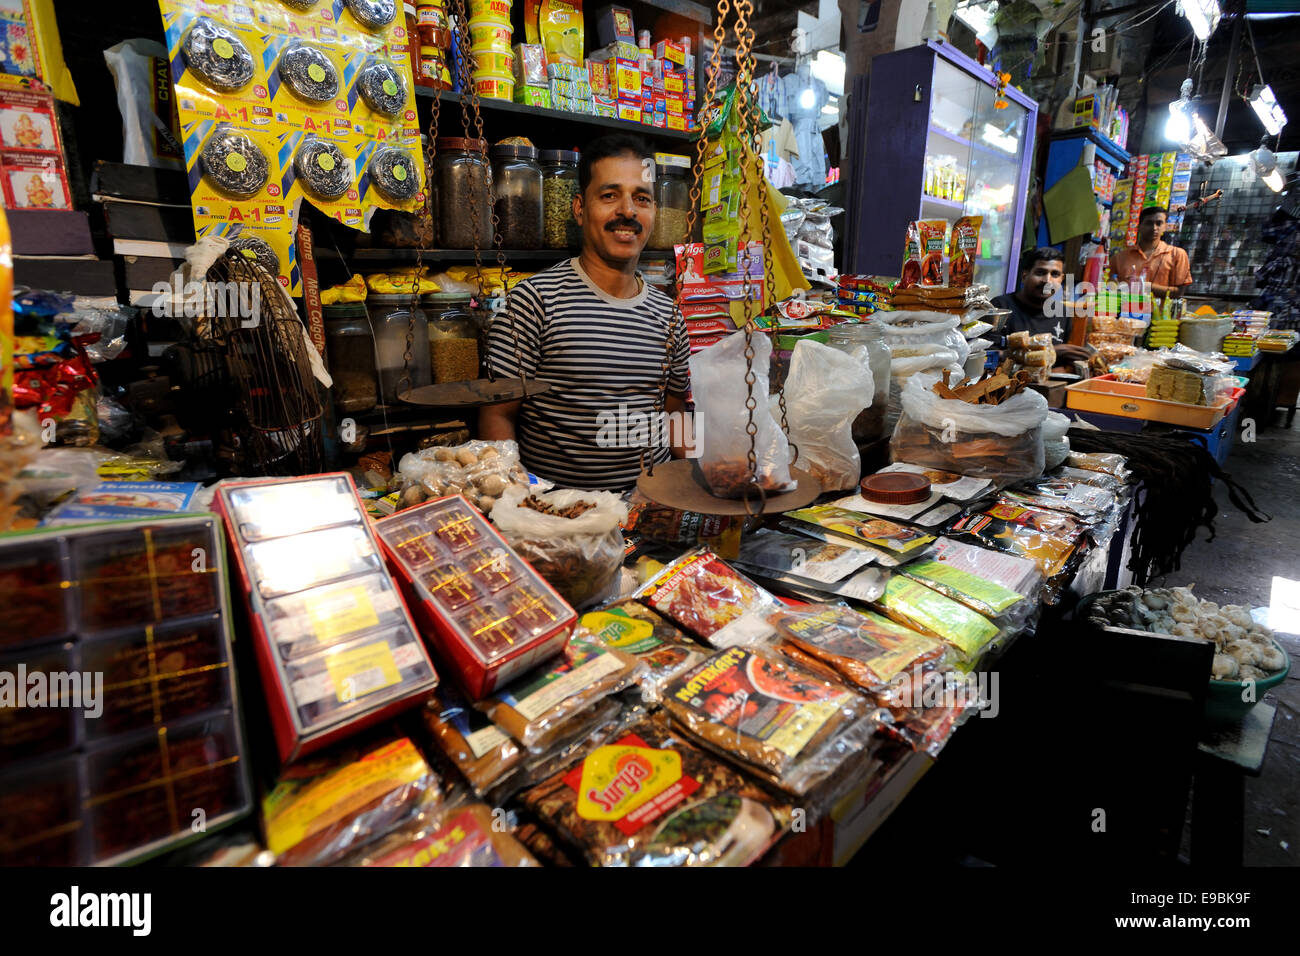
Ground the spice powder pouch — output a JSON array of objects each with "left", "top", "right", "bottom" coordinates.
[
  {"left": 898, "top": 559, "right": 1031, "bottom": 624},
  {"left": 767, "top": 603, "right": 950, "bottom": 693},
  {"left": 348, "top": 803, "right": 540, "bottom": 867},
  {"left": 580, "top": 601, "right": 710, "bottom": 703},
  {"left": 634, "top": 548, "right": 782, "bottom": 649},
  {"left": 477, "top": 635, "right": 644, "bottom": 751},
  {"left": 423, "top": 686, "right": 523, "bottom": 795},
  {"left": 927, "top": 535, "right": 1044, "bottom": 598},
  {"left": 736, "top": 528, "right": 878, "bottom": 585},
  {"left": 284, "top": 624, "right": 436, "bottom": 733},
  {"left": 519, "top": 716, "right": 793, "bottom": 868},
  {"left": 872, "top": 575, "right": 1001, "bottom": 663},
  {"left": 263, "top": 736, "right": 441, "bottom": 867},
  {"left": 784, "top": 506, "right": 936, "bottom": 557},
  {"left": 662, "top": 645, "right": 874, "bottom": 795}
]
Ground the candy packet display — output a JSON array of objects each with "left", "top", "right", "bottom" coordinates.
[
  {"left": 662, "top": 645, "right": 876, "bottom": 796},
  {"left": 634, "top": 548, "right": 781, "bottom": 648},
  {"left": 518, "top": 716, "right": 793, "bottom": 867},
  {"left": 872, "top": 575, "right": 1001, "bottom": 663}
]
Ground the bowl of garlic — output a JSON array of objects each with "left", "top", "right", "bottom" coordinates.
[{"left": 1082, "top": 585, "right": 1290, "bottom": 722}]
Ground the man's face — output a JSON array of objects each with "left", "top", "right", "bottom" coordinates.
[
  {"left": 1020, "top": 258, "right": 1064, "bottom": 306},
  {"left": 1138, "top": 211, "right": 1167, "bottom": 243},
  {"left": 574, "top": 153, "right": 655, "bottom": 265}
]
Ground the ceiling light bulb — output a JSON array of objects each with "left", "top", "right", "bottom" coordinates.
[
  {"left": 1166, "top": 105, "right": 1191, "bottom": 143},
  {"left": 1179, "top": 0, "right": 1221, "bottom": 41},
  {"left": 800, "top": 87, "right": 815, "bottom": 109},
  {"left": 1249, "top": 84, "right": 1288, "bottom": 137}
]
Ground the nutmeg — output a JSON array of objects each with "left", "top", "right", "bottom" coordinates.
[{"left": 477, "top": 473, "right": 508, "bottom": 496}]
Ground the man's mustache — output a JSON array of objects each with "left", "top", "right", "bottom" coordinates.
[{"left": 605, "top": 218, "right": 642, "bottom": 233}]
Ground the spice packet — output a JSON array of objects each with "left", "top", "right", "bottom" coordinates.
[
  {"left": 634, "top": 548, "right": 781, "bottom": 648},
  {"left": 872, "top": 575, "right": 1000, "bottom": 663},
  {"left": 1002, "top": 477, "right": 1117, "bottom": 522},
  {"left": 736, "top": 564, "right": 889, "bottom": 605},
  {"left": 784, "top": 505, "right": 935, "bottom": 556},
  {"left": 917, "top": 220, "right": 947, "bottom": 286},
  {"left": 477, "top": 634, "right": 644, "bottom": 751},
  {"left": 580, "top": 601, "right": 709, "bottom": 703},
  {"left": 898, "top": 559, "right": 1030, "bottom": 621},
  {"left": 944, "top": 509, "right": 1083, "bottom": 601},
  {"left": 423, "top": 685, "right": 523, "bottom": 795},
  {"left": 662, "top": 645, "right": 875, "bottom": 796},
  {"left": 736, "top": 528, "right": 877, "bottom": 584},
  {"left": 768, "top": 603, "right": 949, "bottom": 691},
  {"left": 349, "top": 803, "right": 539, "bottom": 867},
  {"left": 947, "top": 215, "right": 982, "bottom": 288},
  {"left": 927, "top": 536, "right": 1043, "bottom": 598},
  {"left": 900, "top": 220, "right": 922, "bottom": 288},
  {"left": 518, "top": 716, "right": 793, "bottom": 867}
]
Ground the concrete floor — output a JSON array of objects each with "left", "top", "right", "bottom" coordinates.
[{"left": 1165, "top": 409, "right": 1300, "bottom": 866}]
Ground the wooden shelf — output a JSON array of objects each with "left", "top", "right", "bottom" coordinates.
[
  {"left": 349, "top": 247, "right": 675, "bottom": 262},
  {"left": 413, "top": 88, "right": 696, "bottom": 142}
]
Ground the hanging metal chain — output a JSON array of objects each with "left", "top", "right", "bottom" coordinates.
[
  {"left": 449, "top": 0, "right": 527, "bottom": 388},
  {"left": 399, "top": 63, "right": 446, "bottom": 401},
  {"left": 645, "top": 0, "right": 732, "bottom": 478},
  {"left": 730, "top": 0, "right": 763, "bottom": 510}
]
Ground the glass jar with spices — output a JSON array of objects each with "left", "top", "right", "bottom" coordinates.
[
  {"left": 423, "top": 293, "right": 482, "bottom": 383},
  {"left": 433, "top": 138, "right": 493, "bottom": 249},
  {"left": 417, "top": 0, "right": 452, "bottom": 48},
  {"left": 826, "top": 321, "right": 892, "bottom": 443},
  {"left": 368, "top": 294, "right": 431, "bottom": 403},
  {"left": 418, "top": 46, "right": 452, "bottom": 89},
  {"left": 324, "top": 304, "right": 379, "bottom": 414},
  {"left": 539, "top": 148, "right": 580, "bottom": 249},
  {"left": 647, "top": 156, "right": 691, "bottom": 250},
  {"left": 490, "top": 143, "right": 543, "bottom": 249}
]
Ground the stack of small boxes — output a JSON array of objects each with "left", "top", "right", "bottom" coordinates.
[
  {"left": 1109, "top": 151, "right": 1194, "bottom": 248},
  {"left": 513, "top": 43, "right": 551, "bottom": 107},
  {"left": 587, "top": 6, "right": 695, "bottom": 129},
  {"left": 549, "top": 62, "right": 594, "bottom": 114}
]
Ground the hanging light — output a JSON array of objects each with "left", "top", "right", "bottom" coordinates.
[
  {"left": 1178, "top": 0, "right": 1221, "bottom": 41},
  {"left": 1250, "top": 143, "right": 1286, "bottom": 192},
  {"left": 1166, "top": 79, "right": 1193, "bottom": 143},
  {"left": 1248, "top": 84, "right": 1288, "bottom": 137}
]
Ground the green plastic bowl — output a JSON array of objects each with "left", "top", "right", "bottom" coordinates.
[{"left": 1205, "top": 639, "right": 1291, "bottom": 724}]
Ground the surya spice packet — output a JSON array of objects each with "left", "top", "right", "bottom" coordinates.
[
  {"left": 947, "top": 215, "right": 982, "bottom": 288},
  {"left": 918, "top": 219, "right": 947, "bottom": 286},
  {"left": 519, "top": 717, "right": 792, "bottom": 867},
  {"left": 662, "top": 645, "right": 873, "bottom": 795}
]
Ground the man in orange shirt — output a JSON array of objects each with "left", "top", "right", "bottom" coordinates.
[{"left": 1110, "top": 205, "right": 1193, "bottom": 300}]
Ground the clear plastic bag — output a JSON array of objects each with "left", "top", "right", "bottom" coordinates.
[
  {"left": 489, "top": 485, "right": 627, "bottom": 609},
  {"left": 396, "top": 439, "right": 531, "bottom": 514},
  {"left": 890, "top": 373, "right": 1048, "bottom": 481},
  {"left": 661, "top": 644, "right": 877, "bottom": 796},
  {"left": 878, "top": 310, "right": 971, "bottom": 367},
  {"left": 872, "top": 574, "right": 1004, "bottom": 663},
  {"left": 1042, "top": 411, "right": 1070, "bottom": 470},
  {"left": 634, "top": 548, "right": 782, "bottom": 648},
  {"left": 689, "top": 331, "right": 796, "bottom": 498},
  {"left": 772, "top": 339, "right": 872, "bottom": 492}
]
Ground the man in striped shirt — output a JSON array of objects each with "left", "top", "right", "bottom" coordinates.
[{"left": 482, "top": 134, "right": 691, "bottom": 491}]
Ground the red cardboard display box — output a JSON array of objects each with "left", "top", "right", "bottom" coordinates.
[
  {"left": 375, "top": 495, "right": 577, "bottom": 699},
  {"left": 216, "top": 473, "right": 438, "bottom": 764}
]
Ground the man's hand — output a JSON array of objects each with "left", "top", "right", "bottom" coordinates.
[
  {"left": 1053, "top": 344, "right": 1092, "bottom": 367},
  {"left": 478, "top": 399, "right": 521, "bottom": 442}
]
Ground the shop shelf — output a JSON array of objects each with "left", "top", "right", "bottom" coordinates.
[
  {"left": 921, "top": 193, "right": 966, "bottom": 213},
  {"left": 349, "top": 247, "right": 675, "bottom": 263},
  {"left": 413, "top": 88, "right": 695, "bottom": 142}
]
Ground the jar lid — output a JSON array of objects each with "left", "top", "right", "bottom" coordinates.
[
  {"left": 656, "top": 162, "right": 688, "bottom": 175},
  {"left": 323, "top": 303, "right": 369, "bottom": 318},
  {"left": 859, "top": 472, "right": 932, "bottom": 504},
  {"left": 491, "top": 143, "right": 537, "bottom": 160},
  {"left": 368, "top": 293, "right": 424, "bottom": 304},
  {"left": 422, "top": 292, "right": 472, "bottom": 304},
  {"left": 539, "top": 148, "right": 579, "bottom": 163},
  {"left": 435, "top": 136, "right": 487, "bottom": 151}
]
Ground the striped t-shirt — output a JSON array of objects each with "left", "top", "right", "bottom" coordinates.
[{"left": 486, "top": 257, "right": 690, "bottom": 491}]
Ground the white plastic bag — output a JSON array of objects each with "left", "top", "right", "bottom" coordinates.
[
  {"left": 490, "top": 485, "right": 629, "bottom": 610},
  {"left": 772, "top": 339, "right": 872, "bottom": 491},
  {"left": 104, "top": 40, "right": 184, "bottom": 170},
  {"left": 890, "top": 373, "right": 1049, "bottom": 481},
  {"left": 690, "top": 331, "right": 796, "bottom": 498},
  {"left": 1042, "top": 412, "right": 1070, "bottom": 470}
]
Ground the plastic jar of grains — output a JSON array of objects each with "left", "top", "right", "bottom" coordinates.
[
  {"left": 424, "top": 293, "right": 482, "bottom": 383},
  {"left": 647, "top": 157, "right": 690, "bottom": 249},
  {"left": 539, "top": 148, "right": 580, "bottom": 249},
  {"left": 490, "top": 142, "right": 543, "bottom": 249},
  {"left": 324, "top": 304, "right": 378, "bottom": 414},
  {"left": 367, "top": 294, "right": 431, "bottom": 403},
  {"left": 826, "top": 321, "right": 892, "bottom": 443},
  {"left": 433, "top": 137, "right": 493, "bottom": 249}
]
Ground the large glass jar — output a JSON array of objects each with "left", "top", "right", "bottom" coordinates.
[
  {"left": 827, "top": 321, "right": 892, "bottom": 443},
  {"left": 423, "top": 293, "right": 481, "bottom": 383},
  {"left": 539, "top": 148, "right": 580, "bottom": 249},
  {"left": 647, "top": 160, "right": 690, "bottom": 249},
  {"left": 324, "top": 304, "right": 378, "bottom": 414},
  {"left": 490, "top": 143, "right": 542, "bottom": 249},
  {"left": 368, "top": 294, "right": 431, "bottom": 402},
  {"left": 433, "top": 138, "right": 492, "bottom": 249}
]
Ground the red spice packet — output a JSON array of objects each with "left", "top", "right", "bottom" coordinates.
[{"left": 634, "top": 548, "right": 779, "bottom": 648}]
